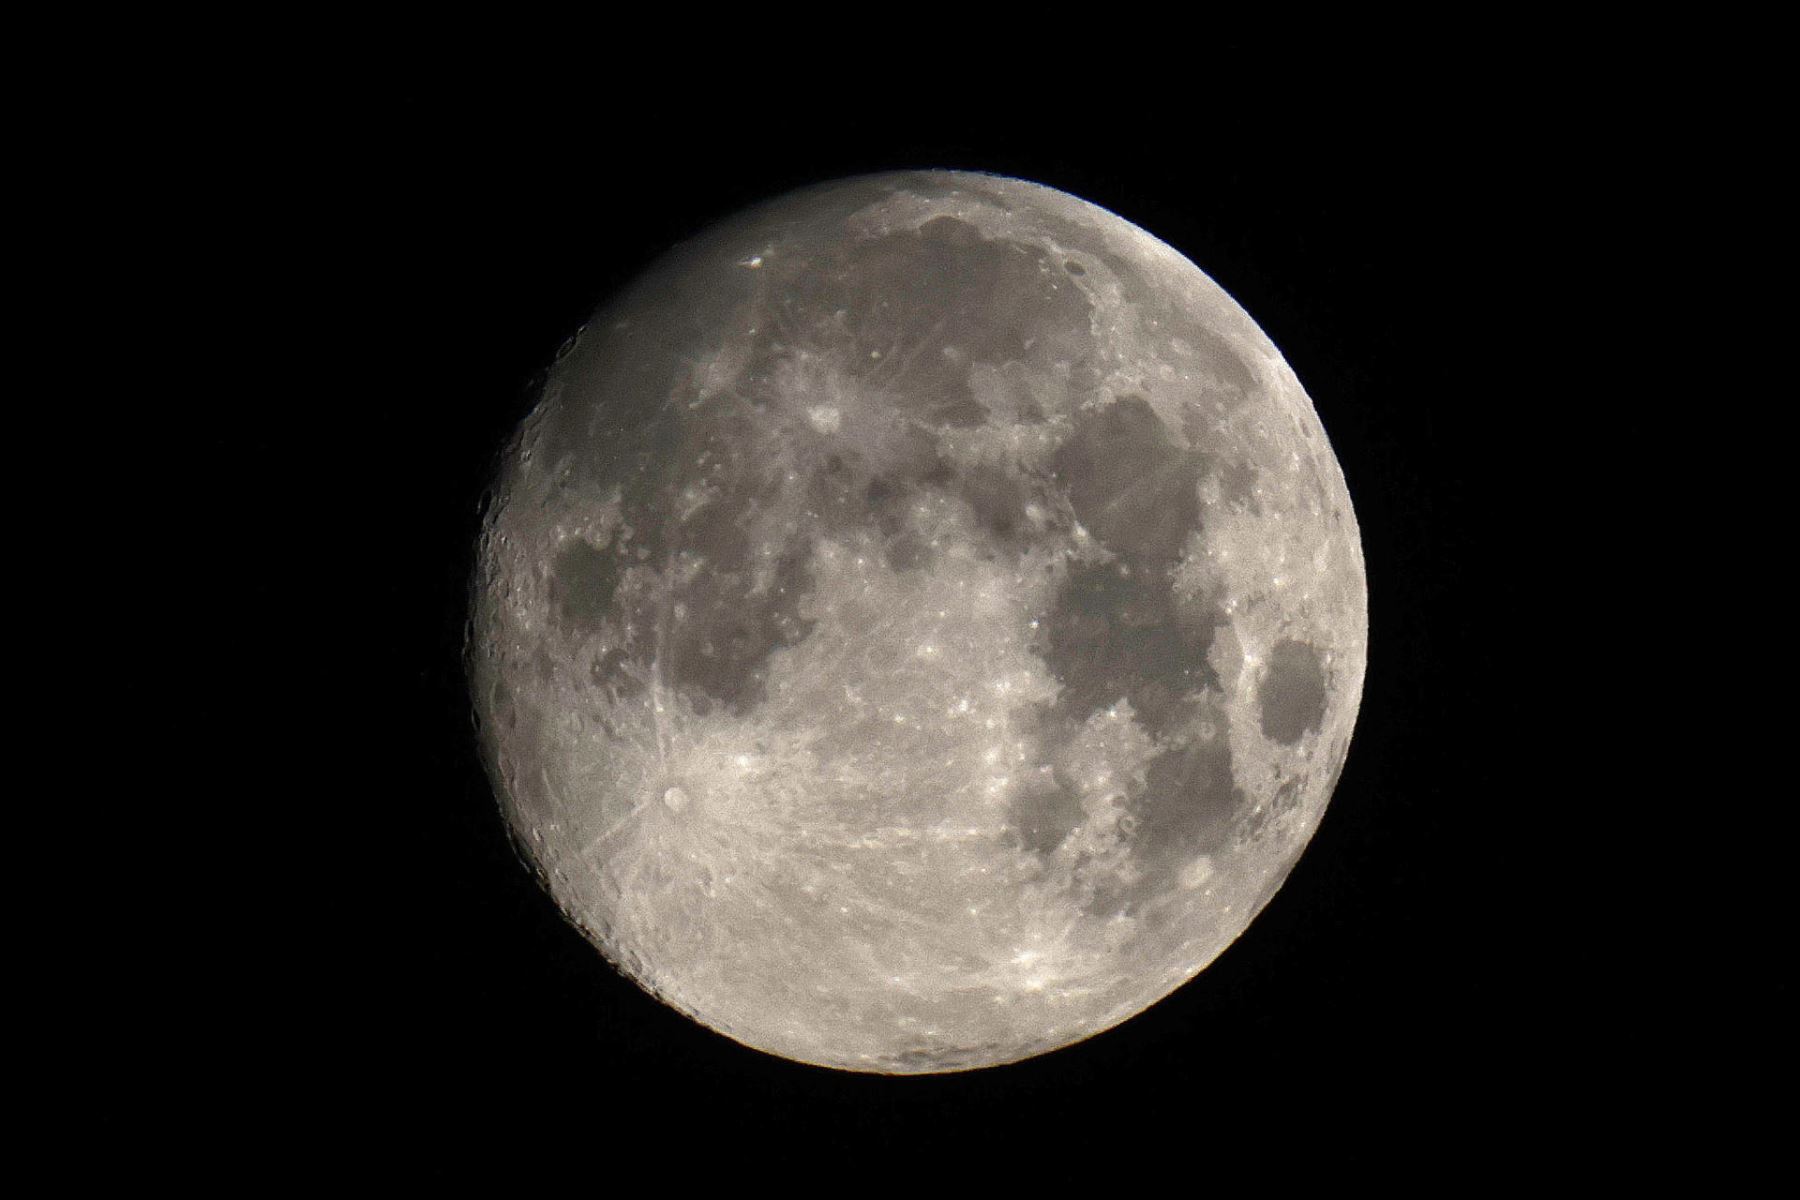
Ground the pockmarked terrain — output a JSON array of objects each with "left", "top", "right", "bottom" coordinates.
[{"left": 470, "top": 171, "right": 1367, "bottom": 1073}]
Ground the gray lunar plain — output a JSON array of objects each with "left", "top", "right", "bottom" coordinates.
[{"left": 469, "top": 171, "right": 1367, "bottom": 1072}]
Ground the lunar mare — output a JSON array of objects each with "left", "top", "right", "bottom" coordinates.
[{"left": 469, "top": 171, "right": 1367, "bottom": 1073}]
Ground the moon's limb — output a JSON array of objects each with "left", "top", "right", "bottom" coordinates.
[{"left": 470, "top": 171, "right": 1367, "bottom": 1072}]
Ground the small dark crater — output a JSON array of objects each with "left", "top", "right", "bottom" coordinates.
[
  {"left": 1064, "top": 260, "right": 1085, "bottom": 276},
  {"left": 1259, "top": 640, "right": 1328, "bottom": 745},
  {"left": 1051, "top": 394, "right": 1200, "bottom": 567},
  {"left": 549, "top": 539, "right": 622, "bottom": 634}
]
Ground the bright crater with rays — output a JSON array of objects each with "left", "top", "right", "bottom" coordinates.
[{"left": 470, "top": 171, "right": 1367, "bottom": 1073}]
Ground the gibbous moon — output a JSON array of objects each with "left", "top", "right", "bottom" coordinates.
[{"left": 469, "top": 171, "right": 1367, "bottom": 1073}]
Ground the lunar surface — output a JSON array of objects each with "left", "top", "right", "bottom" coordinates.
[{"left": 469, "top": 171, "right": 1367, "bottom": 1073}]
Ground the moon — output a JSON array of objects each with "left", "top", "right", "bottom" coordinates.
[{"left": 468, "top": 171, "right": 1367, "bottom": 1073}]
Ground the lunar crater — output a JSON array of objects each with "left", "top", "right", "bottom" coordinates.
[{"left": 470, "top": 171, "right": 1367, "bottom": 1073}]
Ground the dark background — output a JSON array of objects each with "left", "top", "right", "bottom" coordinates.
[{"left": 292, "top": 65, "right": 1571, "bottom": 1166}]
